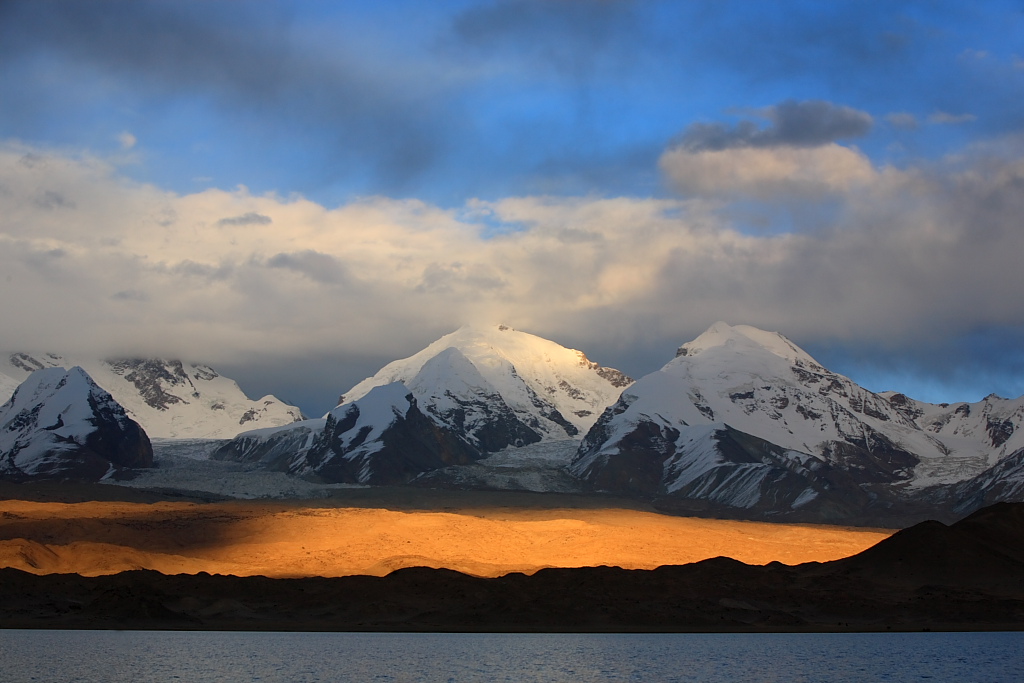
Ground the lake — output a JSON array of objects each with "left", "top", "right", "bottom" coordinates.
[{"left": 0, "top": 630, "right": 1021, "bottom": 682}]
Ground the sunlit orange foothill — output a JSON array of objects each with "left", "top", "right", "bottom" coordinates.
[{"left": 0, "top": 499, "right": 891, "bottom": 578}]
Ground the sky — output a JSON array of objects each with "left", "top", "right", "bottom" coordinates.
[{"left": 1, "top": 0, "right": 1023, "bottom": 416}]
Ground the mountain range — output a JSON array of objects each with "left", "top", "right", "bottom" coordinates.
[
  {"left": 571, "top": 322, "right": 1024, "bottom": 523},
  {"left": 0, "top": 354, "right": 302, "bottom": 439},
  {"left": 1, "top": 323, "right": 1022, "bottom": 523},
  {"left": 213, "top": 325, "right": 633, "bottom": 484}
]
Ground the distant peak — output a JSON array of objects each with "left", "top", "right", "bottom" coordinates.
[
  {"left": 453, "top": 323, "right": 514, "bottom": 333},
  {"left": 674, "top": 322, "right": 822, "bottom": 367},
  {"left": 674, "top": 321, "right": 742, "bottom": 357}
]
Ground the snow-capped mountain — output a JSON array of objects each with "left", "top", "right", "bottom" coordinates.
[
  {"left": 339, "top": 324, "right": 632, "bottom": 451},
  {"left": 212, "top": 325, "right": 630, "bottom": 486},
  {"left": 0, "top": 366, "right": 152, "bottom": 480},
  {"left": 0, "top": 353, "right": 303, "bottom": 439},
  {"left": 571, "top": 322, "right": 1024, "bottom": 520},
  {"left": 215, "top": 382, "right": 480, "bottom": 485}
]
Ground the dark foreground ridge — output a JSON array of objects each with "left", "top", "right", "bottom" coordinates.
[{"left": 1, "top": 503, "right": 1022, "bottom": 632}]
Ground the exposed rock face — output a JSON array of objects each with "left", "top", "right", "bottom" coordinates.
[
  {"left": 0, "top": 353, "right": 303, "bottom": 439},
  {"left": 0, "top": 367, "right": 152, "bottom": 481},
  {"left": 571, "top": 322, "right": 1024, "bottom": 519},
  {"left": 338, "top": 325, "right": 632, "bottom": 450},
  {"left": 108, "top": 359, "right": 194, "bottom": 411},
  {"left": 217, "top": 383, "right": 481, "bottom": 485}
]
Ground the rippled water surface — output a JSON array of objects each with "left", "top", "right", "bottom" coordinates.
[{"left": 1, "top": 630, "right": 1021, "bottom": 682}]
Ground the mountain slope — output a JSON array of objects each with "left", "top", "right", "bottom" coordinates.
[
  {"left": 571, "top": 322, "right": 1024, "bottom": 517},
  {"left": 216, "top": 383, "right": 481, "bottom": 485},
  {"left": 0, "top": 353, "right": 303, "bottom": 439},
  {"left": 0, "top": 366, "right": 152, "bottom": 480},
  {"left": 933, "top": 445, "right": 1024, "bottom": 516},
  {"left": 339, "top": 325, "right": 632, "bottom": 450}
]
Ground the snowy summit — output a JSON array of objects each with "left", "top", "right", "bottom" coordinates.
[{"left": 339, "top": 324, "right": 632, "bottom": 450}]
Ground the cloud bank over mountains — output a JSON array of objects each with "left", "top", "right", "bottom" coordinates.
[
  {"left": 2, "top": 128, "right": 1023, "bottom": 406},
  {"left": 1, "top": 1, "right": 1023, "bottom": 412}
]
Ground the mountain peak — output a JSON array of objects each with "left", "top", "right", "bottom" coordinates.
[
  {"left": 675, "top": 322, "right": 822, "bottom": 368},
  {"left": 0, "top": 366, "right": 152, "bottom": 480},
  {"left": 339, "top": 325, "right": 632, "bottom": 445}
]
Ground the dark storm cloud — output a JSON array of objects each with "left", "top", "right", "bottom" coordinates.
[
  {"left": 674, "top": 100, "right": 873, "bottom": 152},
  {"left": 0, "top": 0, "right": 449, "bottom": 192}
]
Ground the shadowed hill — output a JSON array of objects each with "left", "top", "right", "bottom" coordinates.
[{"left": 0, "top": 502, "right": 1021, "bottom": 632}]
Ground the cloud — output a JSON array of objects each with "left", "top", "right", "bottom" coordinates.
[
  {"left": 117, "top": 131, "right": 137, "bottom": 150},
  {"left": 959, "top": 48, "right": 990, "bottom": 61},
  {"left": 0, "top": 0, "right": 456, "bottom": 194},
  {"left": 264, "top": 250, "right": 349, "bottom": 285},
  {"left": 111, "top": 289, "right": 148, "bottom": 302},
  {"left": 1, "top": 140, "right": 1024, "bottom": 404},
  {"left": 661, "top": 142, "right": 876, "bottom": 199},
  {"left": 674, "top": 100, "right": 873, "bottom": 152},
  {"left": 886, "top": 112, "right": 919, "bottom": 129},
  {"left": 33, "top": 190, "right": 76, "bottom": 210},
  {"left": 660, "top": 100, "right": 876, "bottom": 199},
  {"left": 449, "top": 0, "right": 642, "bottom": 79},
  {"left": 218, "top": 212, "right": 272, "bottom": 227},
  {"left": 929, "top": 111, "right": 978, "bottom": 125}
]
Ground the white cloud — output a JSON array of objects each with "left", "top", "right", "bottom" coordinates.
[
  {"left": 0, "top": 140, "right": 1023, "bottom": 377},
  {"left": 658, "top": 143, "right": 877, "bottom": 199},
  {"left": 117, "top": 131, "right": 137, "bottom": 150}
]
